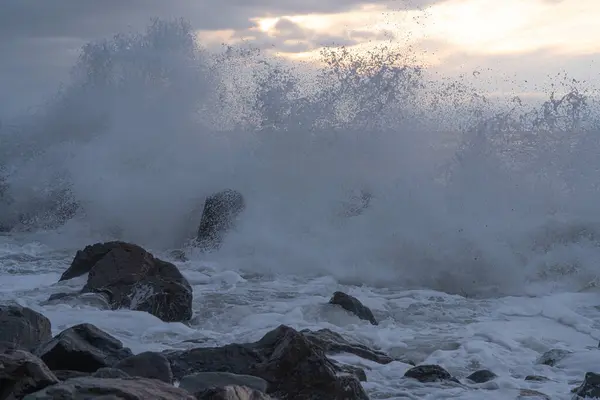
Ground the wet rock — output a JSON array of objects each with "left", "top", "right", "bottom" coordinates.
[
  {"left": 179, "top": 372, "right": 268, "bottom": 393},
  {"left": 58, "top": 241, "right": 193, "bottom": 322},
  {"left": 23, "top": 376, "right": 196, "bottom": 399},
  {"left": 572, "top": 372, "right": 600, "bottom": 399},
  {"left": 0, "top": 349, "right": 58, "bottom": 400},
  {"left": 53, "top": 370, "right": 89, "bottom": 381},
  {"left": 466, "top": 369, "right": 497, "bottom": 383},
  {"left": 114, "top": 351, "right": 173, "bottom": 383},
  {"left": 196, "top": 189, "right": 245, "bottom": 252},
  {"left": 194, "top": 386, "right": 274, "bottom": 400},
  {"left": 92, "top": 367, "right": 130, "bottom": 379},
  {"left": 44, "top": 292, "right": 111, "bottom": 310},
  {"left": 535, "top": 348, "right": 571, "bottom": 366},
  {"left": 518, "top": 388, "right": 550, "bottom": 399},
  {"left": 404, "top": 364, "right": 458, "bottom": 383},
  {"left": 525, "top": 375, "right": 549, "bottom": 382},
  {"left": 332, "top": 362, "right": 367, "bottom": 382},
  {"left": 301, "top": 328, "right": 392, "bottom": 364},
  {"left": 328, "top": 291, "right": 378, "bottom": 325},
  {"left": 166, "top": 324, "right": 369, "bottom": 400},
  {"left": 35, "top": 323, "right": 133, "bottom": 373},
  {"left": 0, "top": 304, "right": 52, "bottom": 352}
]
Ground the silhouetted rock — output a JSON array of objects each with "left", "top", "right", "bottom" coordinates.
[
  {"left": 196, "top": 189, "right": 245, "bottom": 252},
  {"left": 166, "top": 324, "right": 369, "bottom": 400},
  {"left": 194, "top": 386, "right": 274, "bottom": 400},
  {"left": 0, "top": 349, "right": 58, "bottom": 400},
  {"left": 329, "top": 291, "right": 378, "bottom": 325},
  {"left": 535, "top": 349, "right": 571, "bottom": 366},
  {"left": 0, "top": 304, "right": 52, "bottom": 352},
  {"left": 301, "top": 328, "right": 392, "bottom": 364},
  {"left": 24, "top": 376, "right": 196, "bottom": 399},
  {"left": 404, "top": 364, "right": 458, "bottom": 383},
  {"left": 114, "top": 351, "right": 173, "bottom": 384},
  {"left": 572, "top": 372, "right": 600, "bottom": 399},
  {"left": 57, "top": 241, "right": 193, "bottom": 322},
  {"left": 35, "top": 323, "right": 133, "bottom": 373},
  {"left": 466, "top": 369, "right": 497, "bottom": 383},
  {"left": 179, "top": 372, "right": 268, "bottom": 393}
]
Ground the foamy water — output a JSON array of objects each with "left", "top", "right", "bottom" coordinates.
[{"left": 2, "top": 18, "right": 600, "bottom": 399}]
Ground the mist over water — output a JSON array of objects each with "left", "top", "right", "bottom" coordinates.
[{"left": 2, "top": 19, "right": 600, "bottom": 297}]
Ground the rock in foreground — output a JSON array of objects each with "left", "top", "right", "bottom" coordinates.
[
  {"left": 572, "top": 372, "right": 600, "bottom": 399},
  {"left": 196, "top": 189, "right": 245, "bottom": 252},
  {"left": 23, "top": 377, "right": 195, "bottom": 400},
  {"left": 57, "top": 241, "right": 193, "bottom": 322},
  {"left": 0, "top": 349, "right": 59, "bottom": 400},
  {"left": 194, "top": 386, "right": 274, "bottom": 400},
  {"left": 329, "top": 291, "right": 378, "bottom": 325},
  {"left": 0, "top": 304, "right": 52, "bottom": 351}
]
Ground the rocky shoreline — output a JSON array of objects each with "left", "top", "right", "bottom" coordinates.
[{"left": 1, "top": 240, "right": 599, "bottom": 399}]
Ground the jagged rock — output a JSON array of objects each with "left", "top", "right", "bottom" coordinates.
[
  {"left": 0, "top": 304, "right": 52, "bottom": 352},
  {"left": 92, "top": 367, "right": 130, "bottom": 379},
  {"left": 53, "top": 370, "right": 89, "bottom": 381},
  {"left": 57, "top": 241, "right": 193, "bottom": 322},
  {"left": 525, "top": 375, "right": 549, "bottom": 382},
  {"left": 23, "top": 376, "right": 196, "bottom": 399},
  {"left": 301, "top": 328, "right": 392, "bottom": 364},
  {"left": 114, "top": 351, "right": 173, "bottom": 383},
  {"left": 0, "top": 349, "right": 59, "bottom": 400},
  {"left": 535, "top": 348, "right": 571, "bottom": 366},
  {"left": 179, "top": 372, "right": 268, "bottom": 393},
  {"left": 35, "top": 323, "right": 133, "bottom": 373},
  {"left": 166, "top": 324, "right": 369, "bottom": 400},
  {"left": 404, "top": 364, "right": 458, "bottom": 383},
  {"left": 329, "top": 291, "right": 378, "bottom": 325},
  {"left": 466, "top": 369, "right": 497, "bottom": 383},
  {"left": 518, "top": 388, "right": 550, "bottom": 399},
  {"left": 196, "top": 189, "right": 245, "bottom": 252},
  {"left": 194, "top": 386, "right": 274, "bottom": 400},
  {"left": 572, "top": 372, "right": 600, "bottom": 399}
]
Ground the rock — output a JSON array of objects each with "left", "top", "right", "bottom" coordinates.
[
  {"left": 35, "top": 323, "right": 133, "bottom": 373},
  {"left": 329, "top": 291, "right": 378, "bottom": 325},
  {"left": 196, "top": 189, "right": 245, "bottom": 252},
  {"left": 92, "top": 367, "right": 130, "bottom": 379},
  {"left": 301, "top": 328, "right": 392, "bottom": 364},
  {"left": 179, "top": 372, "right": 268, "bottom": 393},
  {"left": 53, "top": 370, "right": 90, "bottom": 381},
  {"left": 518, "top": 388, "right": 550, "bottom": 399},
  {"left": 466, "top": 369, "right": 497, "bottom": 383},
  {"left": 525, "top": 375, "right": 549, "bottom": 382},
  {"left": 23, "top": 376, "right": 196, "bottom": 399},
  {"left": 0, "top": 304, "right": 52, "bottom": 352},
  {"left": 194, "top": 386, "right": 274, "bottom": 400},
  {"left": 166, "top": 324, "right": 369, "bottom": 399},
  {"left": 572, "top": 372, "right": 600, "bottom": 399},
  {"left": 0, "top": 349, "right": 59, "bottom": 400},
  {"left": 58, "top": 241, "right": 193, "bottom": 322},
  {"left": 535, "top": 349, "right": 571, "bottom": 366},
  {"left": 114, "top": 351, "right": 173, "bottom": 383},
  {"left": 332, "top": 362, "right": 367, "bottom": 382},
  {"left": 44, "top": 292, "right": 111, "bottom": 309},
  {"left": 404, "top": 364, "right": 458, "bottom": 383}
]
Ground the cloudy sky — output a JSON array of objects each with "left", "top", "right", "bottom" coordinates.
[{"left": 1, "top": 0, "right": 598, "bottom": 116}]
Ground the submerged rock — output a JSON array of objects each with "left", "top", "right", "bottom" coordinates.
[
  {"left": 404, "top": 364, "right": 458, "bottom": 383},
  {"left": 572, "top": 372, "right": 600, "bottom": 399},
  {"left": 196, "top": 189, "right": 245, "bottom": 252},
  {"left": 35, "top": 323, "right": 133, "bottom": 373},
  {"left": 301, "top": 328, "right": 392, "bottom": 364},
  {"left": 466, "top": 369, "right": 497, "bottom": 383},
  {"left": 0, "top": 349, "right": 59, "bottom": 400},
  {"left": 179, "top": 372, "right": 268, "bottom": 393},
  {"left": 0, "top": 304, "right": 52, "bottom": 352},
  {"left": 44, "top": 292, "right": 111, "bottom": 310},
  {"left": 535, "top": 349, "right": 571, "bottom": 367},
  {"left": 329, "top": 291, "right": 378, "bottom": 325},
  {"left": 24, "top": 376, "right": 195, "bottom": 400},
  {"left": 57, "top": 241, "right": 193, "bottom": 322},
  {"left": 166, "top": 324, "right": 369, "bottom": 400},
  {"left": 518, "top": 388, "right": 550, "bottom": 399},
  {"left": 114, "top": 351, "right": 173, "bottom": 384}
]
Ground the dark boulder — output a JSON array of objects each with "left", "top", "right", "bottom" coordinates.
[
  {"left": 35, "top": 323, "right": 133, "bottom": 373},
  {"left": 194, "top": 386, "right": 274, "bottom": 400},
  {"left": 24, "top": 376, "right": 196, "bottom": 399},
  {"left": 329, "top": 291, "right": 378, "bottom": 325},
  {"left": 572, "top": 372, "right": 600, "bottom": 399},
  {"left": 196, "top": 189, "right": 245, "bottom": 252},
  {"left": 0, "top": 349, "right": 59, "bottom": 400},
  {"left": 524, "top": 375, "right": 549, "bottom": 382},
  {"left": 179, "top": 372, "right": 268, "bottom": 393},
  {"left": 166, "top": 324, "right": 369, "bottom": 400},
  {"left": 0, "top": 304, "right": 52, "bottom": 352},
  {"left": 404, "top": 364, "right": 458, "bottom": 383},
  {"left": 466, "top": 369, "right": 497, "bottom": 383},
  {"left": 114, "top": 351, "right": 173, "bottom": 384},
  {"left": 301, "top": 328, "right": 392, "bottom": 364},
  {"left": 57, "top": 241, "right": 193, "bottom": 322}
]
